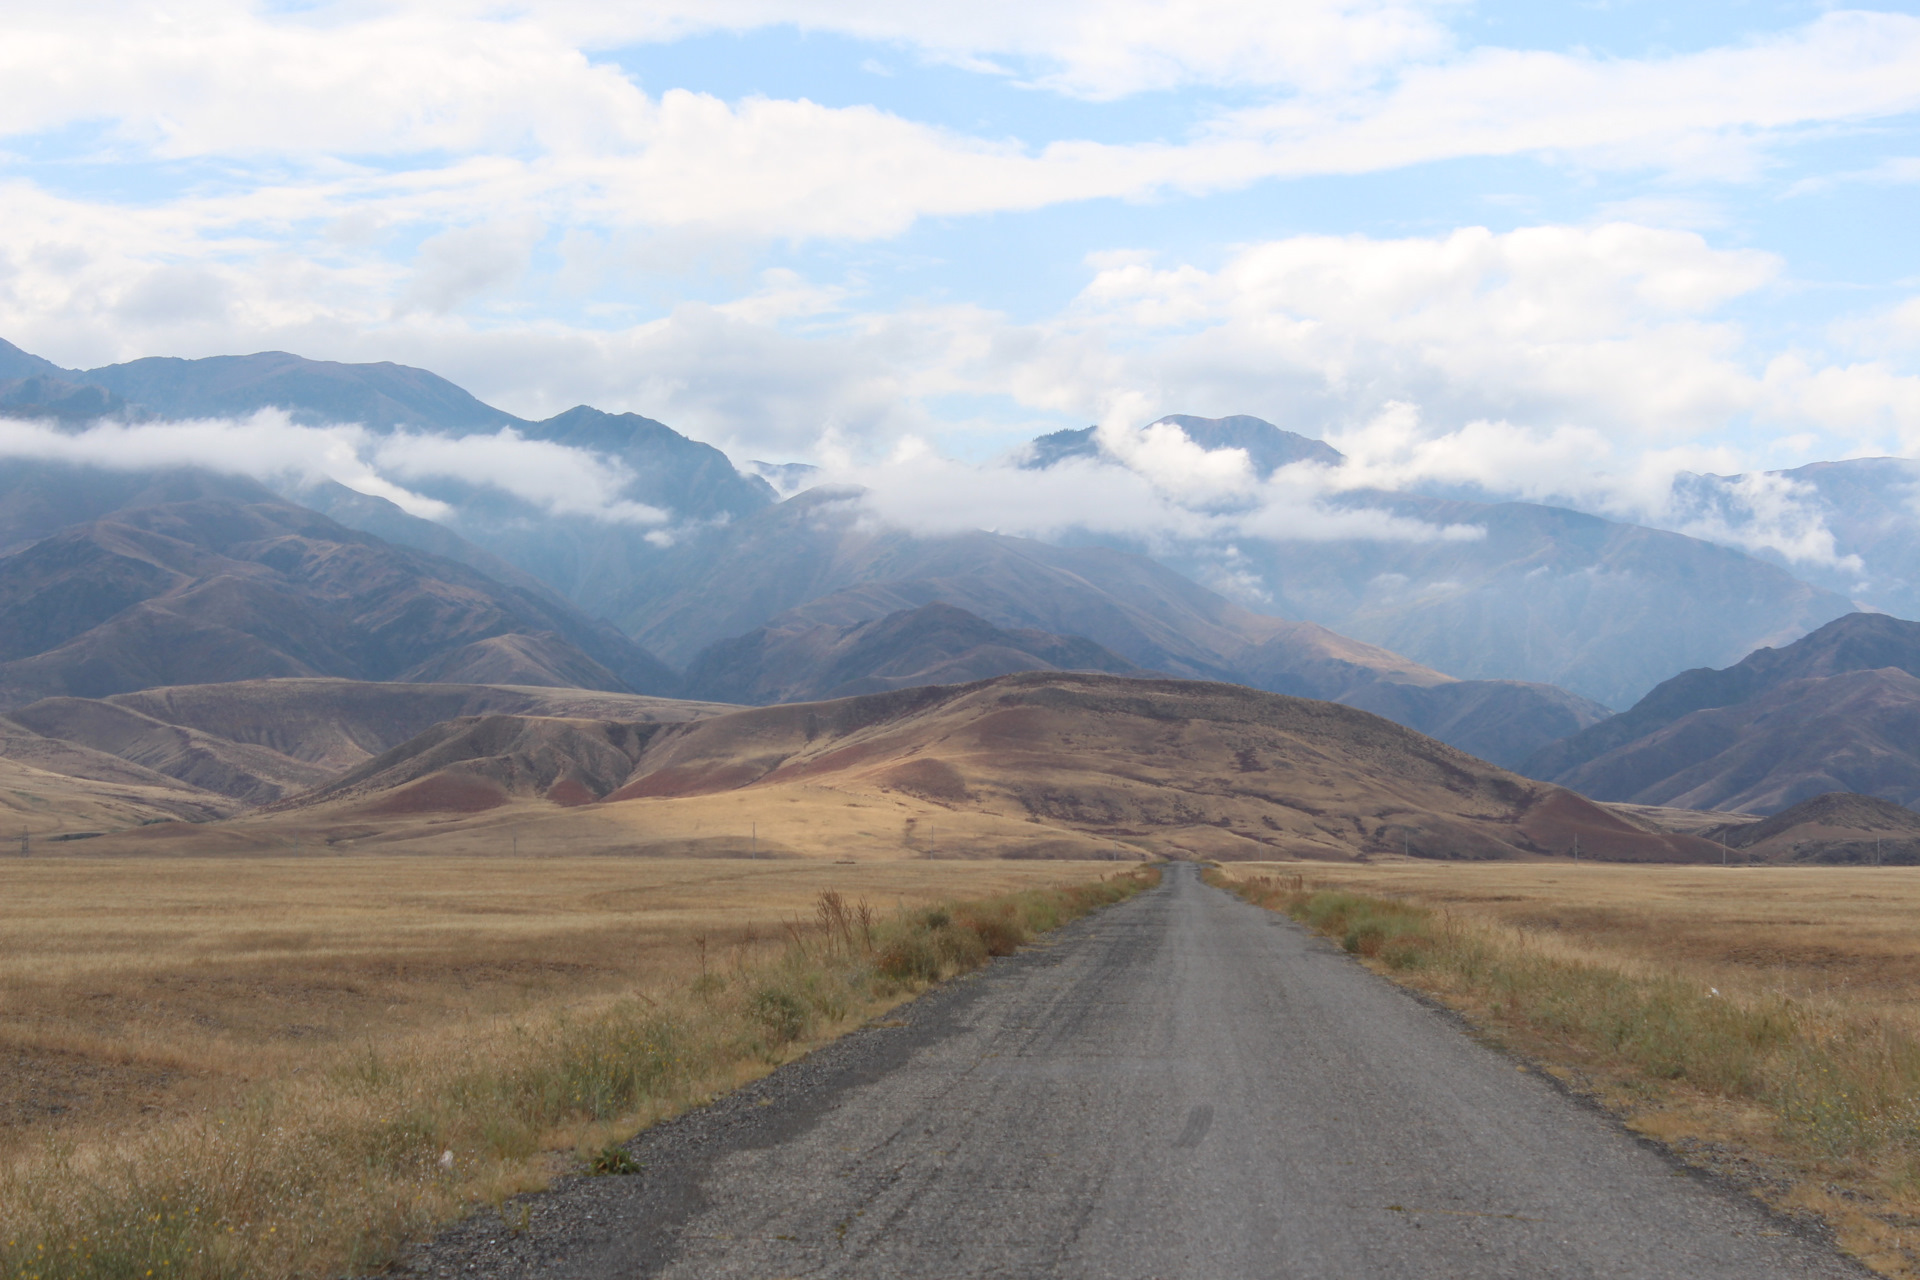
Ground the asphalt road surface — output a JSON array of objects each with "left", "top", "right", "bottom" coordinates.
[{"left": 404, "top": 862, "right": 1865, "bottom": 1279}]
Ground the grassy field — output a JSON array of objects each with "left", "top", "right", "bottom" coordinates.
[
  {"left": 1218, "top": 860, "right": 1920, "bottom": 1278},
  {"left": 0, "top": 855, "right": 1153, "bottom": 1278}
]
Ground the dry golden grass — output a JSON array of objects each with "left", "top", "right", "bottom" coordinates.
[
  {"left": 0, "top": 854, "right": 1154, "bottom": 1277},
  {"left": 1221, "top": 860, "right": 1920, "bottom": 1278},
  {"left": 0, "top": 855, "right": 1120, "bottom": 1144}
]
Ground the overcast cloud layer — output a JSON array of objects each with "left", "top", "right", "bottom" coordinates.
[{"left": 2, "top": 0, "right": 1919, "bottom": 564}]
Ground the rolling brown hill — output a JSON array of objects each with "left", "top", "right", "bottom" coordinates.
[
  {"left": 4, "top": 697, "right": 333, "bottom": 804},
  {"left": 0, "top": 753, "right": 232, "bottom": 839},
  {"left": 0, "top": 678, "right": 736, "bottom": 816},
  {"left": 1704, "top": 791, "right": 1920, "bottom": 864},
  {"left": 255, "top": 672, "right": 1718, "bottom": 864},
  {"left": 271, "top": 714, "right": 661, "bottom": 814}
]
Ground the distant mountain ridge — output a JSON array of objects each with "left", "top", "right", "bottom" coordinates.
[
  {"left": 1025, "top": 415, "right": 1343, "bottom": 474},
  {"left": 1525, "top": 613, "right": 1920, "bottom": 814}
]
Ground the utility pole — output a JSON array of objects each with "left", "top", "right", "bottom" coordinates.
[
  {"left": 18, "top": 827, "right": 26, "bottom": 858},
  {"left": 1573, "top": 833, "right": 1579, "bottom": 865},
  {"left": 751, "top": 823, "right": 757, "bottom": 857}
]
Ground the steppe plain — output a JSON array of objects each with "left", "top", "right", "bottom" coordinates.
[{"left": 0, "top": 855, "right": 1116, "bottom": 1147}]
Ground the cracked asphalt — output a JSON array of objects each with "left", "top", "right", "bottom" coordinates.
[{"left": 398, "top": 862, "right": 1867, "bottom": 1279}]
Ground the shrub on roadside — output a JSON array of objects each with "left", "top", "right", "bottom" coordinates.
[
  {"left": 876, "top": 934, "right": 942, "bottom": 983},
  {"left": 962, "top": 909, "right": 1027, "bottom": 956}
]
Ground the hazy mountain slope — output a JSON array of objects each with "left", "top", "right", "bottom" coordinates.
[
  {"left": 0, "top": 490, "right": 679, "bottom": 705},
  {"left": 628, "top": 495, "right": 1619, "bottom": 763},
  {"left": 272, "top": 671, "right": 1719, "bottom": 864},
  {"left": 682, "top": 601, "right": 1142, "bottom": 704},
  {"left": 619, "top": 488, "right": 1309, "bottom": 675},
  {"left": 0, "top": 462, "right": 276, "bottom": 556},
  {"left": 1673, "top": 458, "right": 1920, "bottom": 619},
  {"left": 73, "top": 351, "right": 522, "bottom": 430},
  {"left": 1337, "top": 679, "right": 1614, "bottom": 769},
  {"left": 1022, "top": 415, "right": 1854, "bottom": 708},
  {"left": 0, "top": 377, "right": 130, "bottom": 423},
  {"left": 0, "top": 338, "right": 64, "bottom": 381},
  {"left": 388, "top": 406, "right": 776, "bottom": 606},
  {"left": 1209, "top": 617, "right": 1450, "bottom": 699},
  {"left": 1526, "top": 612, "right": 1920, "bottom": 782},
  {"left": 1551, "top": 668, "right": 1920, "bottom": 814},
  {"left": 0, "top": 343, "right": 779, "bottom": 612},
  {"left": 1186, "top": 491, "right": 1854, "bottom": 709},
  {"left": 529, "top": 406, "right": 772, "bottom": 518},
  {"left": 394, "top": 632, "right": 632, "bottom": 690},
  {"left": 285, "top": 478, "right": 559, "bottom": 595}
]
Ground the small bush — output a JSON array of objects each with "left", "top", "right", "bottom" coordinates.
[
  {"left": 876, "top": 934, "right": 941, "bottom": 983},
  {"left": 750, "top": 988, "right": 811, "bottom": 1045},
  {"left": 586, "top": 1142, "right": 641, "bottom": 1175},
  {"left": 934, "top": 923, "right": 989, "bottom": 972},
  {"left": 964, "top": 911, "right": 1027, "bottom": 956}
]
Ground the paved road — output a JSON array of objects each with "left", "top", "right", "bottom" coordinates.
[{"left": 406, "top": 862, "right": 1864, "bottom": 1279}]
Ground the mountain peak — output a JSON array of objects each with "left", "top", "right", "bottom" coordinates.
[
  {"left": 0, "top": 338, "right": 70, "bottom": 381},
  {"left": 1023, "top": 415, "right": 1343, "bottom": 475}
]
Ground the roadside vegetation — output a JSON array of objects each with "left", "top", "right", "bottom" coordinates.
[
  {"left": 1217, "top": 864, "right": 1920, "bottom": 1278},
  {"left": 0, "top": 861, "right": 1155, "bottom": 1280}
]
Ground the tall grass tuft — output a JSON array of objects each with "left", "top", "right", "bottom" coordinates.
[{"left": 0, "top": 867, "right": 1157, "bottom": 1280}]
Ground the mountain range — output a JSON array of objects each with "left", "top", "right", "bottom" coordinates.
[
  {"left": 0, "top": 338, "right": 1863, "bottom": 711},
  {"left": 2, "top": 335, "right": 1917, "bottom": 827}
]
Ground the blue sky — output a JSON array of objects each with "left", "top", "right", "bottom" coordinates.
[{"left": 2, "top": 0, "right": 1919, "bottom": 521}]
